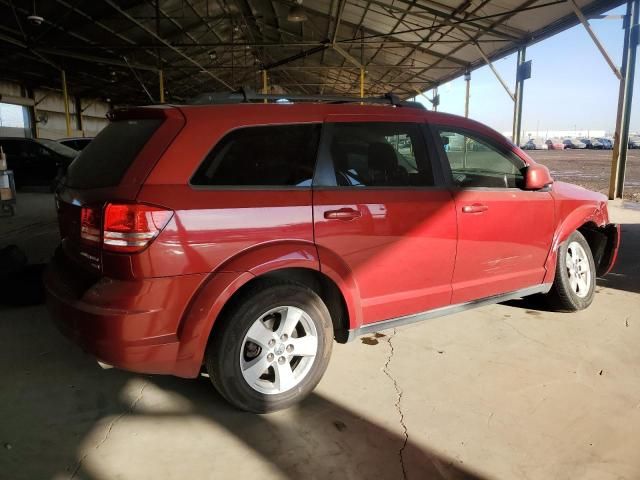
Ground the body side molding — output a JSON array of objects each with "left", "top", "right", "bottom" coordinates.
[{"left": 347, "top": 283, "right": 553, "bottom": 339}]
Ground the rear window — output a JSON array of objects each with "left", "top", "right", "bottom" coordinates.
[
  {"left": 191, "top": 124, "right": 320, "bottom": 187},
  {"left": 65, "top": 119, "right": 162, "bottom": 188}
]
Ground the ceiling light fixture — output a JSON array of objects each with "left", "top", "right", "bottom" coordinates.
[
  {"left": 287, "top": 0, "right": 307, "bottom": 22},
  {"left": 27, "top": 0, "right": 44, "bottom": 26}
]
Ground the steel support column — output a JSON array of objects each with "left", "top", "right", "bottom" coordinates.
[
  {"left": 61, "top": 70, "right": 72, "bottom": 137},
  {"left": 464, "top": 70, "right": 471, "bottom": 118},
  {"left": 512, "top": 47, "right": 526, "bottom": 146},
  {"left": 360, "top": 68, "right": 365, "bottom": 98},
  {"left": 159, "top": 70, "right": 165, "bottom": 103},
  {"left": 262, "top": 70, "right": 268, "bottom": 103},
  {"left": 609, "top": 0, "right": 639, "bottom": 199},
  {"left": 74, "top": 97, "right": 83, "bottom": 133}
]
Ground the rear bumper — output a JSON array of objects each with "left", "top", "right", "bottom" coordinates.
[{"left": 44, "top": 252, "right": 204, "bottom": 376}]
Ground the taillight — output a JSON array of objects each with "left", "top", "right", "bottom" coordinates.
[
  {"left": 80, "top": 206, "right": 101, "bottom": 245},
  {"left": 80, "top": 203, "right": 173, "bottom": 254},
  {"left": 103, "top": 203, "right": 173, "bottom": 253}
]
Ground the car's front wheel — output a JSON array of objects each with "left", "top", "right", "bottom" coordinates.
[
  {"left": 546, "top": 230, "right": 596, "bottom": 311},
  {"left": 205, "top": 281, "right": 333, "bottom": 413}
]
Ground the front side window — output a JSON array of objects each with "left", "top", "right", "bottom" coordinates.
[
  {"left": 438, "top": 129, "right": 524, "bottom": 189},
  {"left": 192, "top": 124, "right": 320, "bottom": 187},
  {"left": 327, "top": 122, "right": 433, "bottom": 187}
]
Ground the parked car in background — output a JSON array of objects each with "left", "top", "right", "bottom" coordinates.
[
  {"left": 628, "top": 137, "right": 640, "bottom": 149},
  {"left": 580, "top": 138, "right": 603, "bottom": 149},
  {"left": 563, "top": 139, "right": 587, "bottom": 149},
  {"left": 58, "top": 137, "right": 94, "bottom": 151},
  {"left": 521, "top": 139, "right": 541, "bottom": 150},
  {"left": 0, "top": 137, "right": 77, "bottom": 188},
  {"left": 45, "top": 100, "right": 620, "bottom": 413},
  {"left": 545, "top": 139, "right": 565, "bottom": 150},
  {"left": 595, "top": 138, "right": 613, "bottom": 149}
]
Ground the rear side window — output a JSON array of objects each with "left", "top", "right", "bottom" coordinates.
[
  {"left": 326, "top": 122, "right": 433, "bottom": 187},
  {"left": 65, "top": 119, "right": 162, "bottom": 188},
  {"left": 191, "top": 124, "right": 320, "bottom": 187}
]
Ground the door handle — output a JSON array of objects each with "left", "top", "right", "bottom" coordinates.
[
  {"left": 462, "top": 203, "right": 489, "bottom": 214},
  {"left": 324, "top": 208, "right": 362, "bottom": 220}
]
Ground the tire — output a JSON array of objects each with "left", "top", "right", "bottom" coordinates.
[
  {"left": 205, "top": 281, "right": 333, "bottom": 413},
  {"left": 545, "top": 231, "right": 596, "bottom": 311}
]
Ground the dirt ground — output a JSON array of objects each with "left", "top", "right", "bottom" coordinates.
[{"left": 528, "top": 149, "right": 640, "bottom": 202}]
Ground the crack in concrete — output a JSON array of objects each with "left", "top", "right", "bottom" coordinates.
[
  {"left": 69, "top": 382, "right": 147, "bottom": 479},
  {"left": 382, "top": 328, "right": 409, "bottom": 480}
]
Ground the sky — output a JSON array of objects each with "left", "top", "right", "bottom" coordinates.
[{"left": 414, "top": 5, "right": 639, "bottom": 136}]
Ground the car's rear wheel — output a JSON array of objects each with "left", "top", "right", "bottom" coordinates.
[
  {"left": 205, "top": 281, "right": 333, "bottom": 413},
  {"left": 546, "top": 231, "right": 596, "bottom": 311}
]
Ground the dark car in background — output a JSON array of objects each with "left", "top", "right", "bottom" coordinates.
[
  {"left": 0, "top": 137, "right": 77, "bottom": 188},
  {"left": 58, "top": 137, "right": 93, "bottom": 151},
  {"left": 562, "top": 139, "right": 587, "bottom": 149},
  {"left": 580, "top": 138, "right": 604, "bottom": 149},
  {"left": 628, "top": 137, "right": 640, "bottom": 149}
]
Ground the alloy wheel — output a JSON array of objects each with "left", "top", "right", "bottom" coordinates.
[
  {"left": 566, "top": 241, "right": 592, "bottom": 298},
  {"left": 240, "top": 306, "right": 318, "bottom": 395}
]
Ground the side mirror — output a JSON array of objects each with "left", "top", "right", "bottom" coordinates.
[{"left": 524, "top": 163, "right": 553, "bottom": 190}]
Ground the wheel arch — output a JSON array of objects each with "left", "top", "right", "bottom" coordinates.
[
  {"left": 543, "top": 204, "right": 616, "bottom": 283},
  {"left": 213, "top": 268, "right": 352, "bottom": 342},
  {"left": 174, "top": 256, "right": 357, "bottom": 378},
  {"left": 577, "top": 222, "right": 620, "bottom": 277}
]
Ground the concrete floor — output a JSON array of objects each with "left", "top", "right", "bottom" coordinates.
[{"left": 1, "top": 194, "right": 640, "bottom": 480}]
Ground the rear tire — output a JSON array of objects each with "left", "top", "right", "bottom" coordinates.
[
  {"left": 205, "top": 281, "right": 333, "bottom": 413},
  {"left": 545, "top": 231, "right": 596, "bottom": 311}
]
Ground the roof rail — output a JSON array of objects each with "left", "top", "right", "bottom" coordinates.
[{"left": 188, "top": 87, "right": 425, "bottom": 109}]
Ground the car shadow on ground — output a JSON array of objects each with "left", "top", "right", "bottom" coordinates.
[{"left": 0, "top": 305, "right": 484, "bottom": 480}]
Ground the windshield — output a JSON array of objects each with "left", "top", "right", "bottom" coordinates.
[{"left": 36, "top": 138, "right": 78, "bottom": 158}]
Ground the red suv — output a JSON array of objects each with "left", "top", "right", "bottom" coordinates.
[{"left": 45, "top": 94, "right": 620, "bottom": 413}]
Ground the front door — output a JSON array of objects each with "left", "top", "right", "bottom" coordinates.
[
  {"left": 433, "top": 126, "right": 555, "bottom": 304},
  {"left": 313, "top": 118, "right": 457, "bottom": 325}
]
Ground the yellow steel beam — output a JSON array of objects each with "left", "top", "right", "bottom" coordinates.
[
  {"left": 159, "top": 70, "right": 165, "bottom": 103},
  {"left": 262, "top": 69, "right": 268, "bottom": 103},
  {"left": 61, "top": 70, "right": 72, "bottom": 137}
]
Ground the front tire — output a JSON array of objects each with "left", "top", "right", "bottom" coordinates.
[
  {"left": 205, "top": 281, "right": 333, "bottom": 413},
  {"left": 546, "top": 231, "right": 596, "bottom": 311}
]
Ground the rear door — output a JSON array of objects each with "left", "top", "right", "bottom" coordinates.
[
  {"left": 313, "top": 116, "right": 457, "bottom": 325},
  {"left": 432, "top": 125, "right": 555, "bottom": 304}
]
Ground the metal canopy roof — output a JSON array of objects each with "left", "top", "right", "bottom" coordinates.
[{"left": 0, "top": 0, "right": 625, "bottom": 103}]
